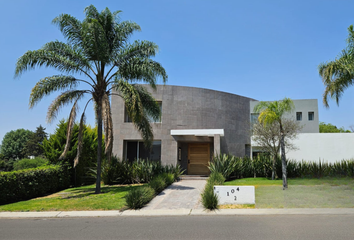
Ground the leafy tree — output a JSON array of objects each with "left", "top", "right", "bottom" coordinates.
[
  {"left": 43, "top": 120, "right": 102, "bottom": 186},
  {"left": 15, "top": 5, "right": 167, "bottom": 193},
  {"left": 252, "top": 119, "right": 302, "bottom": 180},
  {"left": 319, "top": 122, "right": 351, "bottom": 133},
  {"left": 22, "top": 125, "right": 48, "bottom": 157},
  {"left": 319, "top": 25, "right": 354, "bottom": 107},
  {"left": 254, "top": 98, "right": 295, "bottom": 189},
  {"left": 0, "top": 129, "right": 33, "bottom": 160}
]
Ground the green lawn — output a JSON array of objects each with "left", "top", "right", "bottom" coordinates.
[
  {"left": 224, "top": 177, "right": 354, "bottom": 208},
  {"left": 0, "top": 184, "right": 144, "bottom": 212}
]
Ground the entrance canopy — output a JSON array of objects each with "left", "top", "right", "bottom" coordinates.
[{"left": 170, "top": 129, "right": 224, "bottom": 137}]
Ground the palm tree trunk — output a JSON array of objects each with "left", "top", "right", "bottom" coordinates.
[
  {"left": 95, "top": 99, "right": 102, "bottom": 194},
  {"left": 280, "top": 132, "right": 288, "bottom": 189},
  {"left": 272, "top": 155, "right": 276, "bottom": 180}
]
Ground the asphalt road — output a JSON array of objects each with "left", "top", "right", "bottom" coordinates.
[{"left": 0, "top": 215, "right": 353, "bottom": 240}]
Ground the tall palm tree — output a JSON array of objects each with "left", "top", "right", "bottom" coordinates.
[
  {"left": 254, "top": 98, "right": 295, "bottom": 189},
  {"left": 319, "top": 25, "right": 354, "bottom": 107},
  {"left": 15, "top": 5, "right": 167, "bottom": 194}
]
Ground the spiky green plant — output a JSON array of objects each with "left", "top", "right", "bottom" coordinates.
[
  {"left": 254, "top": 98, "right": 295, "bottom": 189},
  {"left": 15, "top": 5, "right": 167, "bottom": 194}
]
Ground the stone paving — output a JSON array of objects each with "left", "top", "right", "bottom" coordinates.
[{"left": 143, "top": 180, "right": 207, "bottom": 210}]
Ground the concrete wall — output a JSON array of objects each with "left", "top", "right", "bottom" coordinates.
[
  {"left": 285, "top": 133, "right": 354, "bottom": 163},
  {"left": 250, "top": 99, "right": 319, "bottom": 133},
  {"left": 111, "top": 85, "right": 253, "bottom": 166}
]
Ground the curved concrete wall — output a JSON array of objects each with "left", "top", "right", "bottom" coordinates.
[{"left": 112, "top": 85, "right": 253, "bottom": 165}]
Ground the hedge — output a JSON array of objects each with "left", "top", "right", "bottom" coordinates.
[{"left": 0, "top": 165, "right": 70, "bottom": 205}]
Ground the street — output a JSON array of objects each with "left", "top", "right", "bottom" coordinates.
[{"left": 0, "top": 215, "right": 353, "bottom": 240}]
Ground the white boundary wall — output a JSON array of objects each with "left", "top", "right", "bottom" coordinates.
[{"left": 285, "top": 133, "right": 354, "bottom": 163}]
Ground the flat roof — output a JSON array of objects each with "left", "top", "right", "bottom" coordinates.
[{"left": 170, "top": 129, "right": 224, "bottom": 137}]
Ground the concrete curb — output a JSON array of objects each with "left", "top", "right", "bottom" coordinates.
[{"left": 1, "top": 208, "right": 354, "bottom": 218}]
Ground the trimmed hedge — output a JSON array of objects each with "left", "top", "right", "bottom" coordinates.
[
  {"left": 0, "top": 165, "right": 70, "bottom": 205},
  {"left": 13, "top": 157, "right": 48, "bottom": 171}
]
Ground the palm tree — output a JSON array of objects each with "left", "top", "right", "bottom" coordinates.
[
  {"left": 15, "top": 5, "right": 167, "bottom": 194},
  {"left": 254, "top": 98, "right": 295, "bottom": 189},
  {"left": 319, "top": 25, "right": 354, "bottom": 107}
]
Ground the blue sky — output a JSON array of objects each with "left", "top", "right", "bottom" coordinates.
[{"left": 1, "top": 0, "right": 354, "bottom": 141}]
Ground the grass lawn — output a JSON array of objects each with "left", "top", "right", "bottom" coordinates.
[
  {"left": 223, "top": 177, "right": 354, "bottom": 208},
  {"left": 0, "top": 184, "right": 145, "bottom": 212}
]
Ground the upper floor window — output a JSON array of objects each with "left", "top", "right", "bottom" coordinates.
[
  {"left": 296, "top": 112, "right": 302, "bottom": 121},
  {"left": 308, "top": 112, "right": 314, "bottom": 121},
  {"left": 125, "top": 102, "right": 162, "bottom": 123},
  {"left": 250, "top": 113, "right": 260, "bottom": 127}
]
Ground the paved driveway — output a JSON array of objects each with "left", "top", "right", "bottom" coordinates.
[{"left": 143, "top": 180, "right": 207, "bottom": 210}]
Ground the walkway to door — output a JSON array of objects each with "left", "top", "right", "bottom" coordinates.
[{"left": 142, "top": 180, "right": 207, "bottom": 210}]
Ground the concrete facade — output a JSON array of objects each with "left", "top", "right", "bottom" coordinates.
[
  {"left": 111, "top": 85, "right": 253, "bottom": 172},
  {"left": 250, "top": 99, "right": 319, "bottom": 133}
]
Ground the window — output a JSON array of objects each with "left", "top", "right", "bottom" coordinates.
[
  {"left": 125, "top": 102, "right": 162, "bottom": 123},
  {"left": 296, "top": 112, "right": 302, "bottom": 121},
  {"left": 125, "top": 140, "right": 161, "bottom": 162},
  {"left": 250, "top": 113, "right": 260, "bottom": 127},
  {"left": 308, "top": 112, "right": 314, "bottom": 121}
]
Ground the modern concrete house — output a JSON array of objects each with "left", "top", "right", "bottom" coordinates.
[
  {"left": 112, "top": 85, "right": 253, "bottom": 175},
  {"left": 112, "top": 84, "right": 354, "bottom": 174}
]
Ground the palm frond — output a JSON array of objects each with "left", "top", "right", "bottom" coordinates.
[
  {"left": 29, "top": 75, "right": 78, "bottom": 108},
  {"left": 59, "top": 99, "right": 79, "bottom": 160},
  {"left": 52, "top": 14, "right": 82, "bottom": 47},
  {"left": 102, "top": 93, "right": 113, "bottom": 162},
  {"left": 74, "top": 111, "right": 86, "bottom": 167},
  {"left": 47, "top": 90, "right": 86, "bottom": 123},
  {"left": 15, "top": 49, "right": 85, "bottom": 77}
]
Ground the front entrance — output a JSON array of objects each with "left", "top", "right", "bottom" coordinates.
[{"left": 188, "top": 143, "right": 210, "bottom": 175}]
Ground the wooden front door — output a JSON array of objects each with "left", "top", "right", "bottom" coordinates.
[{"left": 188, "top": 143, "right": 210, "bottom": 175}]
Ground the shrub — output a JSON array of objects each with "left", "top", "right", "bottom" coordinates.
[
  {"left": 162, "top": 173, "right": 175, "bottom": 186},
  {"left": 13, "top": 157, "right": 48, "bottom": 171},
  {"left": 0, "top": 164, "right": 70, "bottom": 205},
  {"left": 209, "top": 154, "right": 241, "bottom": 180},
  {"left": 149, "top": 175, "right": 167, "bottom": 194},
  {"left": 208, "top": 172, "right": 225, "bottom": 185},
  {"left": 125, "top": 186, "right": 155, "bottom": 209},
  {"left": 202, "top": 183, "right": 219, "bottom": 210}
]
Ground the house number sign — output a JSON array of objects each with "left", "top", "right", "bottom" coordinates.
[{"left": 213, "top": 186, "right": 255, "bottom": 204}]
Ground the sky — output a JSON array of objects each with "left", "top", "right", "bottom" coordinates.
[{"left": 1, "top": 0, "right": 354, "bottom": 142}]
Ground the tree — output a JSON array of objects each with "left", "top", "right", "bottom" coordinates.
[
  {"left": 22, "top": 125, "right": 48, "bottom": 157},
  {"left": 43, "top": 120, "right": 102, "bottom": 186},
  {"left": 254, "top": 98, "right": 295, "bottom": 189},
  {"left": 0, "top": 129, "right": 33, "bottom": 160},
  {"left": 252, "top": 119, "right": 302, "bottom": 180},
  {"left": 319, "top": 122, "right": 351, "bottom": 133},
  {"left": 15, "top": 5, "right": 167, "bottom": 193},
  {"left": 319, "top": 25, "right": 354, "bottom": 107}
]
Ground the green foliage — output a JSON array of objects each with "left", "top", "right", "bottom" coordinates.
[
  {"left": 149, "top": 175, "right": 167, "bottom": 194},
  {"left": 13, "top": 157, "right": 48, "bottom": 171},
  {"left": 0, "top": 164, "right": 70, "bottom": 205},
  {"left": 208, "top": 172, "right": 226, "bottom": 185},
  {"left": 95, "top": 157, "right": 184, "bottom": 185},
  {"left": 201, "top": 172, "right": 225, "bottom": 210},
  {"left": 125, "top": 186, "right": 155, "bottom": 209},
  {"left": 201, "top": 183, "right": 219, "bottom": 210},
  {"left": 161, "top": 173, "right": 175, "bottom": 186},
  {"left": 42, "top": 120, "right": 100, "bottom": 186},
  {"left": 319, "top": 122, "right": 351, "bottom": 133},
  {"left": 0, "top": 129, "right": 33, "bottom": 160},
  {"left": 21, "top": 125, "right": 48, "bottom": 157},
  {"left": 209, "top": 154, "right": 241, "bottom": 180},
  {"left": 15, "top": 5, "right": 168, "bottom": 194}
]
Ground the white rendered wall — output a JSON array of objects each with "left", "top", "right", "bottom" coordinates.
[{"left": 285, "top": 133, "right": 354, "bottom": 163}]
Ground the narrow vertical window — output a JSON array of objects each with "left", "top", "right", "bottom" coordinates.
[
  {"left": 296, "top": 112, "right": 302, "bottom": 121},
  {"left": 308, "top": 112, "right": 314, "bottom": 121}
]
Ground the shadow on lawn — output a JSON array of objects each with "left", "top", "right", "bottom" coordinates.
[{"left": 60, "top": 185, "right": 142, "bottom": 199}]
